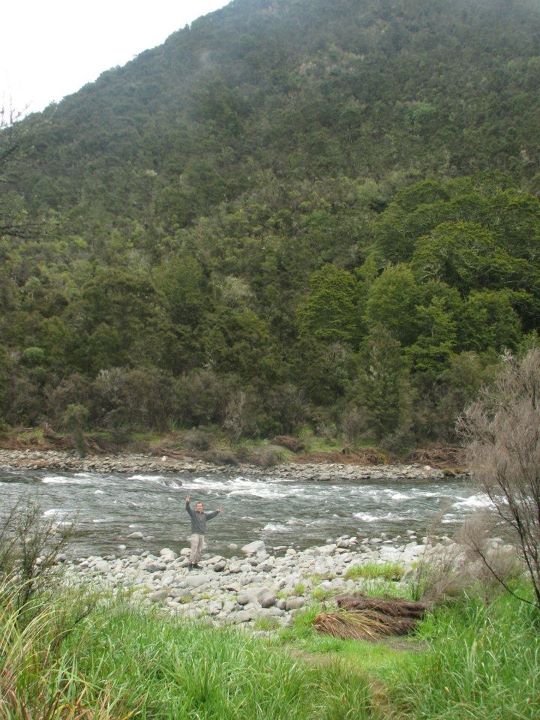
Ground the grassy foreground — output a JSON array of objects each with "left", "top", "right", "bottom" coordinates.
[
  {"left": 1, "top": 583, "right": 538, "bottom": 719},
  {"left": 1, "top": 588, "right": 374, "bottom": 720}
]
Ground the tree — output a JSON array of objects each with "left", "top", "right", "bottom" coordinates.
[
  {"left": 407, "top": 295, "right": 457, "bottom": 380},
  {"left": 297, "top": 264, "right": 359, "bottom": 345},
  {"left": 460, "top": 349, "right": 540, "bottom": 608},
  {"left": 459, "top": 290, "right": 522, "bottom": 352},
  {"left": 201, "top": 307, "right": 277, "bottom": 382},
  {"left": 356, "top": 326, "right": 411, "bottom": 442},
  {"left": 412, "top": 221, "right": 500, "bottom": 293},
  {"left": 365, "top": 264, "right": 421, "bottom": 346}
]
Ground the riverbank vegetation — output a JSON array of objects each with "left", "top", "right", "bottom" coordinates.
[
  {"left": 1, "top": 574, "right": 538, "bottom": 719},
  {"left": 2, "top": 0, "right": 540, "bottom": 452},
  {"left": 0, "top": 423, "right": 422, "bottom": 467}
]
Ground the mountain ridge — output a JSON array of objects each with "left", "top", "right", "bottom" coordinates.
[
  {"left": 1, "top": 0, "right": 540, "bottom": 449},
  {"left": 16, "top": 0, "right": 540, "bottom": 220}
]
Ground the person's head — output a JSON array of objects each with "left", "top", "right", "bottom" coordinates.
[{"left": 195, "top": 501, "right": 204, "bottom": 512}]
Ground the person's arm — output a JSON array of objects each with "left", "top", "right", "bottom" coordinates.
[
  {"left": 205, "top": 507, "right": 223, "bottom": 521},
  {"left": 185, "top": 495, "right": 194, "bottom": 517}
]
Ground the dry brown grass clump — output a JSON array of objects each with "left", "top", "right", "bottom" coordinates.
[
  {"left": 314, "top": 610, "right": 390, "bottom": 641},
  {"left": 337, "top": 595, "right": 428, "bottom": 619},
  {"left": 314, "top": 594, "right": 428, "bottom": 640}
]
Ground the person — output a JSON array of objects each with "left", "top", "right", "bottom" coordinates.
[{"left": 185, "top": 495, "right": 223, "bottom": 569}]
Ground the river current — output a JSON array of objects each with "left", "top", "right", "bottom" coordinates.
[{"left": 0, "top": 469, "right": 491, "bottom": 557}]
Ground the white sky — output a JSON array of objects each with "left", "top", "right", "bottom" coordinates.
[{"left": 1, "top": 1, "right": 229, "bottom": 115}]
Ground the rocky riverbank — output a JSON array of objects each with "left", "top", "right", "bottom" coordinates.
[
  {"left": 62, "top": 533, "right": 456, "bottom": 628},
  {"left": 0, "top": 448, "right": 452, "bottom": 483}
]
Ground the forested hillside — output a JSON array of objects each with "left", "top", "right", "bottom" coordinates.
[{"left": 1, "top": 0, "right": 540, "bottom": 451}]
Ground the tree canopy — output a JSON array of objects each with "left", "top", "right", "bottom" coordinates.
[{"left": 1, "top": 0, "right": 540, "bottom": 446}]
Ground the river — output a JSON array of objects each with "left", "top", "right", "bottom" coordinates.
[{"left": 0, "top": 468, "right": 490, "bottom": 557}]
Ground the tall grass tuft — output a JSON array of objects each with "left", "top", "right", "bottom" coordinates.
[
  {"left": 0, "top": 582, "right": 127, "bottom": 719},
  {"left": 387, "top": 588, "right": 540, "bottom": 719}
]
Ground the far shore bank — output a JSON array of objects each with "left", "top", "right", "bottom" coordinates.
[{"left": 0, "top": 448, "right": 464, "bottom": 482}]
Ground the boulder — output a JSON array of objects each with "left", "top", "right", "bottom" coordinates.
[
  {"left": 208, "top": 601, "right": 223, "bottom": 616},
  {"left": 285, "top": 597, "right": 305, "bottom": 611},
  {"left": 144, "top": 562, "right": 166, "bottom": 572},
  {"left": 234, "top": 609, "right": 257, "bottom": 623},
  {"left": 160, "top": 548, "right": 177, "bottom": 561},
  {"left": 241, "top": 540, "right": 266, "bottom": 556},
  {"left": 93, "top": 560, "right": 110, "bottom": 573},
  {"left": 184, "top": 574, "right": 211, "bottom": 589},
  {"left": 318, "top": 544, "right": 336, "bottom": 555},
  {"left": 258, "top": 590, "right": 277, "bottom": 608},
  {"left": 265, "top": 606, "right": 285, "bottom": 617},
  {"left": 337, "top": 538, "right": 357, "bottom": 549}
]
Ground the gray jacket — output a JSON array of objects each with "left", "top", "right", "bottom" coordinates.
[{"left": 186, "top": 500, "right": 219, "bottom": 534}]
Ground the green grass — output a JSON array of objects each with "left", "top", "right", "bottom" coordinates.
[
  {"left": 0, "top": 584, "right": 125, "bottom": 719},
  {"left": 345, "top": 562, "right": 405, "bottom": 582},
  {"left": 252, "top": 615, "right": 281, "bottom": 631},
  {"left": 1, "top": 586, "right": 378, "bottom": 719},
  {"left": 3, "top": 574, "right": 539, "bottom": 720},
  {"left": 311, "top": 586, "right": 334, "bottom": 601},
  {"left": 279, "top": 585, "right": 540, "bottom": 720},
  {"left": 65, "top": 602, "right": 376, "bottom": 719},
  {"left": 386, "top": 588, "right": 540, "bottom": 719},
  {"left": 278, "top": 602, "right": 417, "bottom": 677}
]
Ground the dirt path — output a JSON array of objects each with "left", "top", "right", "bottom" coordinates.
[{"left": 287, "top": 638, "right": 426, "bottom": 719}]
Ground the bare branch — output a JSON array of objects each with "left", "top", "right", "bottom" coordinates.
[{"left": 460, "top": 349, "right": 540, "bottom": 608}]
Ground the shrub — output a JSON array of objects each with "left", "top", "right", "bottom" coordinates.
[
  {"left": 264, "top": 384, "right": 307, "bottom": 435},
  {"left": 460, "top": 349, "right": 540, "bottom": 607},
  {"left": 272, "top": 435, "right": 305, "bottom": 452},
  {"left": 222, "top": 388, "right": 259, "bottom": 440},
  {"left": 0, "top": 498, "right": 73, "bottom": 611},
  {"left": 46, "top": 373, "right": 93, "bottom": 430},
  {"left": 340, "top": 405, "right": 367, "bottom": 444},
  {"left": 93, "top": 367, "right": 175, "bottom": 432},
  {"left": 248, "top": 445, "right": 287, "bottom": 467},
  {"left": 205, "top": 449, "right": 239, "bottom": 466},
  {"left": 183, "top": 429, "right": 214, "bottom": 452},
  {"left": 174, "top": 369, "right": 227, "bottom": 426},
  {"left": 62, "top": 402, "right": 89, "bottom": 457}
]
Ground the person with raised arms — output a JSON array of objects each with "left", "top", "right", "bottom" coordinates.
[{"left": 184, "top": 495, "right": 223, "bottom": 570}]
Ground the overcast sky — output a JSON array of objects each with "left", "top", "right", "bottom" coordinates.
[{"left": 1, "top": 0, "right": 229, "bottom": 116}]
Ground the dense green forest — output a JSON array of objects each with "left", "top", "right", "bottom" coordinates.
[{"left": 1, "top": 0, "right": 540, "bottom": 451}]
